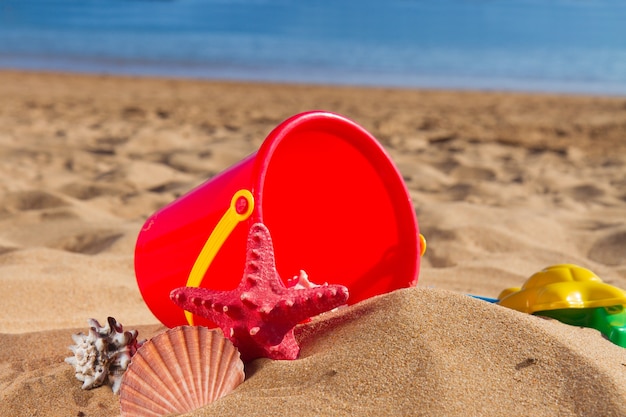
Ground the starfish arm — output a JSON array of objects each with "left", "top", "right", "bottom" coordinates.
[
  {"left": 170, "top": 287, "right": 243, "bottom": 325},
  {"left": 244, "top": 223, "right": 280, "bottom": 282},
  {"left": 264, "top": 330, "right": 300, "bottom": 360},
  {"left": 267, "top": 284, "right": 349, "bottom": 328}
]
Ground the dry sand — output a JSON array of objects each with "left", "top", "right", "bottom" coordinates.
[{"left": 0, "top": 70, "right": 625, "bottom": 416}]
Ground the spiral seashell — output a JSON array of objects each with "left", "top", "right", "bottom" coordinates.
[
  {"left": 65, "top": 317, "right": 144, "bottom": 394},
  {"left": 119, "top": 326, "right": 245, "bottom": 416}
]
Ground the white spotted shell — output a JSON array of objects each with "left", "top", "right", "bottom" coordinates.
[
  {"left": 119, "top": 326, "right": 245, "bottom": 416},
  {"left": 65, "top": 317, "right": 144, "bottom": 394}
]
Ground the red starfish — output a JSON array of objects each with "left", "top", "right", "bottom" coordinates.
[{"left": 170, "top": 222, "right": 349, "bottom": 361}]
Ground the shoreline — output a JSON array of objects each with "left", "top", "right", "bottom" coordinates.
[{"left": 3, "top": 65, "right": 626, "bottom": 98}]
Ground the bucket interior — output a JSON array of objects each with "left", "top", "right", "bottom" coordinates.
[{"left": 254, "top": 115, "right": 419, "bottom": 304}]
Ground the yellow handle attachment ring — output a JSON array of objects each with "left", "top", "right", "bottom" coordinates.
[{"left": 419, "top": 234, "right": 427, "bottom": 257}]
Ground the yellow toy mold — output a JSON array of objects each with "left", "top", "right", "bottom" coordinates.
[{"left": 497, "top": 264, "right": 626, "bottom": 314}]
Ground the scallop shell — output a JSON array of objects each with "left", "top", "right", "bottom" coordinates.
[{"left": 119, "top": 326, "right": 245, "bottom": 416}]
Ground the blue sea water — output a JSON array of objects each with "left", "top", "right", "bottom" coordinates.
[{"left": 1, "top": 0, "right": 626, "bottom": 95}]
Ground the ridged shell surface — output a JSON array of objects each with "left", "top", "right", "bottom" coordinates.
[{"left": 119, "top": 326, "right": 245, "bottom": 417}]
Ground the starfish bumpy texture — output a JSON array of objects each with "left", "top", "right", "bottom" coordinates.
[{"left": 170, "top": 222, "right": 349, "bottom": 361}]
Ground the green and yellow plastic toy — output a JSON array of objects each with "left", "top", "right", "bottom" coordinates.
[{"left": 496, "top": 264, "right": 626, "bottom": 348}]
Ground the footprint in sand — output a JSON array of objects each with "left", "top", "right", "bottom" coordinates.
[
  {"left": 59, "top": 181, "right": 129, "bottom": 200},
  {"left": 3, "top": 190, "right": 68, "bottom": 212},
  {"left": 588, "top": 230, "right": 626, "bottom": 266},
  {"left": 450, "top": 165, "right": 497, "bottom": 182},
  {"left": 0, "top": 245, "right": 18, "bottom": 256},
  {"left": 148, "top": 181, "right": 195, "bottom": 197},
  {"left": 39, "top": 209, "right": 81, "bottom": 221},
  {"left": 566, "top": 183, "right": 605, "bottom": 202},
  {"left": 446, "top": 183, "right": 475, "bottom": 201},
  {"left": 164, "top": 150, "right": 214, "bottom": 175},
  {"left": 52, "top": 231, "right": 124, "bottom": 255},
  {"left": 84, "top": 135, "right": 130, "bottom": 155}
]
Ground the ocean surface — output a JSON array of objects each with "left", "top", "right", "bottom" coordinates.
[{"left": 1, "top": 0, "right": 626, "bottom": 95}]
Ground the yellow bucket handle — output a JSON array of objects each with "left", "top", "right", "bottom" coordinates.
[{"left": 184, "top": 189, "right": 255, "bottom": 325}]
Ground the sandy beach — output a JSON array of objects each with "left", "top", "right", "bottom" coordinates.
[{"left": 1, "top": 70, "right": 625, "bottom": 416}]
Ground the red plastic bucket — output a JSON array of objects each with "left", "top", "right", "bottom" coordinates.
[{"left": 135, "top": 111, "right": 422, "bottom": 328}]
